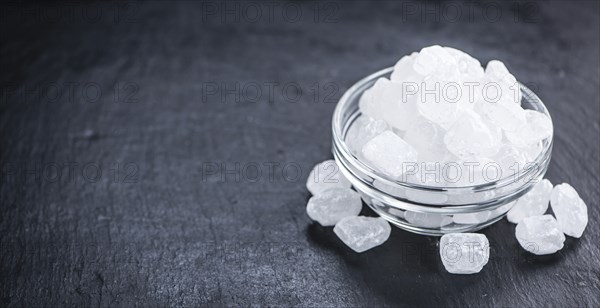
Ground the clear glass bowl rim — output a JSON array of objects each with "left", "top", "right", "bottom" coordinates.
[{"left": 331, "top": 66, "right": 554, "bottom": 194}]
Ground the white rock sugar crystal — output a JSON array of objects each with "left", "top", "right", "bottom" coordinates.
[
  {"left": 505, "top": 110, "right": 553, "bottom": 147},
  {"left": 306, "top": 188, "right": 362, "bottom": 227},
  {"left": 359, "top": 78, "right": 417, "bottom": 131},
  {"left": 444, "top": 109, "right": 502, "bottom": 158},
  {"left": 404, "top": 116, "right": 449, "bottom": 163},
  {"left": 354, "top": 46, "right": 553, "bottom": 188},
  {"left": 334, "top": 216, "right": 391, "bottom": 253},
  {"left": 515, "top": 215, "right": 565, "bottom": 255},
  {"left": 550, "top": 183, "right": 588, "bottom": 238},
  {"left": 306, "top": 160, "right": 351, "bottom": 195},
  {"left": 439, "top": 233, "right": 489, "bottom": 274},
  {"left": 507, "top": 179, "right": 553, "bottom": 224},
  {"left": 390, "top": 52, "right": 421, "bottom": 84},
  {"left": 362, "top": 131, "right": 418, "bottom": 178},
  {"left": 443, "top": 47, "right": 484, "bottom": 79},
  {"left": 345, "top": 116, "right": 389, "bottom": 156},
  {"left": 413, "top": 45, "right": 459, "bottom": 78}
]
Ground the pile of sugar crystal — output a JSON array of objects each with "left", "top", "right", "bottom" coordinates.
[
  {"left": 508, "top": 181, "right": 588, "bottom": 255},
  {"left": 305, "top": 160, "right": 391, "bottom": 252},
  {"left": 350, "top": 45, "right": 553, "bottom": 185}
]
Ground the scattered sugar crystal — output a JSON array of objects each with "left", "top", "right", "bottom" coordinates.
[
  {"left": 306, "top": 160, "right": 351, "bottom": 195},
  {"left": 334, "top": 216, "right": 391, "bottom": 253},
  {"left": 550, "top": 183, "right": 588, "bottom": 238},
  {"left": 362, "top": 131, "right": 418, "bottom": 178},
  {"left": 505, "top": 110, "right": 553, "bottom": 147},
  {"left": 404, "top": 116, "right": 450, "bottom": 162},
  {"left": 444, "top": 110, "right": 502, "bottom": 158},
  {"left": 507, "top": 179, "right": 552, "bottom": 224},
  {"left": 345, "top": 116, "right": 389, "bottom": 156},
  {"left": 405, "top": 211, "right": 453, "bottom": 228},
  {"left": 453, "top": 211, "right": 491, "bottom": 224},
  {"left": 306, "top": 188, "right": 362, "bottom": 227},
  {"left": 515, "top": 215, "right": 565, "bottom": 255},
  {"left": 359, "top": 78, "right": 417, "bottom": 131},
  {"left": 439, "top": 233, "right": 489, "bottom": 274}
]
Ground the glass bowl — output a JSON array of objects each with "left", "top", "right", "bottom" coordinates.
[{"left": 332, "top": 67, "right": 553, "bottom": 236}]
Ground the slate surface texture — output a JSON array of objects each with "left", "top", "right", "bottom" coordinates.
[{"left": 1, "top": 1, "right": 599, "bottom": 306}]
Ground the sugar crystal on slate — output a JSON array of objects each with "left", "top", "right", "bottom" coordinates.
[
  {"left": 306, "top": 160, "right": 351, "bottom": 195},
  {"left": 515, "top": 215, "right": 565, "bottom": 255},
  {"left": 306, "top": 188, "right": 362, "bottom": 227},
  {"left": 439, "top": 233, "right": 489, "bottom": 274},
  {"left": 507, "top": 179, "right": 553, "bottom": 224},
  {"left": 550, "top": 183, "right": 588, "bottom": 238},
  {"left": 334, "top": 216, "right": 391, "bottom": 253}
]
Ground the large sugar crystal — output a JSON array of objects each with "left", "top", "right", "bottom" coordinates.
[
  {"left": 362, "top": 131, "right": 418, "bottom": 178},
  {"left": 345, "top": 116, "right": 389, "bottom": 156},
  {"left": 439, "top": 233, "right": 489, "bottom": 274},
  {"left": 444, "top": 110, "right": 502, "bottom": 158},
  {"left": 306, "top": 188, "right": 362, "bottom": 227},
  {"left": 507, "top": 179, "right": 553, "bottom": 224},
  {"left": 550, "top": 183, "right": 588, "bottom": 238},
  {"left": 413, "top": 45, "right": 459, "bottom": 79},
  {"left": 515, "top": 215, "right": 565, "bottom": 255},
  {"left": 444, "top": 47, "right": 484, "bottom": 79},
  {"left": 390, "top": 52, "right": 422, "bottom": 84},
  {"left": 484, "top": 60, "right": 522, "bottom": 104},
  {"left": 505, "top": 110, "right": 553, "bottom": 147},
  {"left": 306, "top": 160, "right": 351, "bottom": 195},
  {"left": 404, "top": 116, "right": 449, "bottom": 163},
  {"left": 334, "top": 216, "right": 391, "bottom": 253},
  {"left": 359, "top": 78, "right": 417, "bottom": 131}
]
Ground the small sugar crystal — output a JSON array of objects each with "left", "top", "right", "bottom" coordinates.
[
  {"left": 507, "top": 179, "right": 553, "bottom": 224},
  {"left": 306, "top": 160, "right": 351, "bottom": 195},
  {"left": 306, "top": 188, "right": 362, "bottom": 227},
  {"left": 550, "top": 183, "right": 588, "bottom": 238},
  {"left": 515, "top": 215, "right": 565, "bottom": 255},
  {"left": 362, "top": 131, "right": 418, "bottom": 178},
  {"left": 439, "top": 233, "right": 489, "bottom": 274},
  {"left": 334, "top": 216, "right": 391, "bottom": 253}
]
